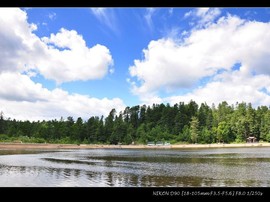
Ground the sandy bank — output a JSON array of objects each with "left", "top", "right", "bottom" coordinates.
[
  {"left": 1, "top": 142, "right": 270, "bottom": 150},
  {"left": 171, "top": 143, "right": 270, "bottom": 149}
]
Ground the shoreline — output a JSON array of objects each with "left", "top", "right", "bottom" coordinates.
[{"left": 1, "top": 142, "right": 270, "bottom": 150}]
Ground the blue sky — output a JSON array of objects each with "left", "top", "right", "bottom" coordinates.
[{"left": 1, "top": 8, "right": 270, "bottom": 120}]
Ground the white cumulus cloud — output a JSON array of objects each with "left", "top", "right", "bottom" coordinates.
[
  {"left": 165, "top": 68, "right": 270, "bottom": 107},
  {"left": 0, "top": 8, "right": 113, "bottom": 84},
  {"left": 41, "top": 28, "right": 113, "bottom": 83},
  {"left": 0, "top": 72, "right": 125, "bottom": 121},
  {"left": 129, "top": 13, "right": 270, "bottom": 107},
  {"left": 0, "top": 8, "right": 124, "bottom": 120}
]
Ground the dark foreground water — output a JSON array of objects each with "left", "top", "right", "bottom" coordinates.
[{"left": 1, "top": 147, "right": 270, "bottom": 187}]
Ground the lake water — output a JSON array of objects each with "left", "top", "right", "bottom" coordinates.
[{"left": 1, "top": 147, "right": 270, "bottom": 187}]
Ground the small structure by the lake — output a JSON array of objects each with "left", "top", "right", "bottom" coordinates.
[
  {"left": 246, "top": 136, "right": 257, "bottom": 143},
  {"left": 147, "top": 141, "right": 155, "bottom": 146},
  {"left": 147, "top": 141, "right": 171, "bottom": 146},
  {"left": 156, "top": 141, "right": 163, "bottom": 146}
]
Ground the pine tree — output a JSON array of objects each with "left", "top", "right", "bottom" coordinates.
[
  {"left": 0, "top": 111, "right": 5, "bottom": 134},
  {"left": 190, "top": 116, "right": 199, "bottom": 143}
]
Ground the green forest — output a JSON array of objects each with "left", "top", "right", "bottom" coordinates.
[{"left": 1, "top": 101, "right": 270, "bottom": 145}]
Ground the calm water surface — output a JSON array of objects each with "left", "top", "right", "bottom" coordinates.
[{"left": 0, "top": 147, "right": 270, "bottom": 187}]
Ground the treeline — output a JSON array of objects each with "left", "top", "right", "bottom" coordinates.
[{"left": 1, "top": 101, "right": 270, "bottom": 144}]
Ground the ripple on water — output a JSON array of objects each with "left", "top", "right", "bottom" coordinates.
[{"left": 1, "top": 148, "right": 270, "bottom": 186}]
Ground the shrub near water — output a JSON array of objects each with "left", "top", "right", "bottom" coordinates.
[
  {"left": 0, "top": 134, "right": 9, "bottom": 142},
  {"left": 0, "top": 134, "right": 46, "bottom": 143}
]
